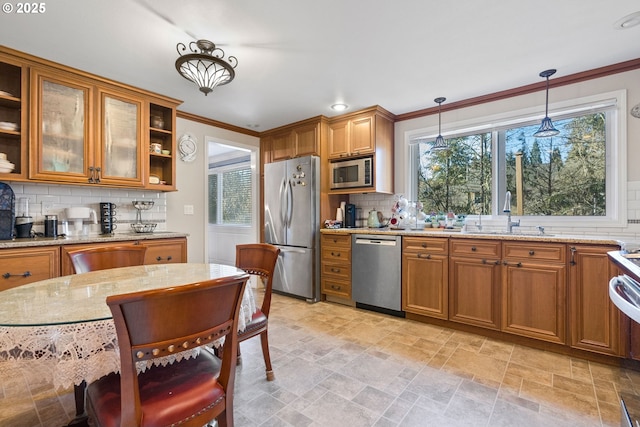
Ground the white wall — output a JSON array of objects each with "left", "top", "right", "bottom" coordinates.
[{"left": 166, "top": 118, "right": 260, "bottom": 262}]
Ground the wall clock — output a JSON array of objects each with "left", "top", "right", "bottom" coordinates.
[
  {"left": 631, "top": 103, "right": 640, "bottom": 119},
  {"left": 178, "top": 133, "right": 197, "bottom": 162}
]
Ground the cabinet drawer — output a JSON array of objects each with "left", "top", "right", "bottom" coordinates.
[
  {"left": 403, "top": 237, "right": 448, "bottom": 254},
  {"left": 321, "top": 277, "right": 352, "bottom": 298},
  {"left": 321, "top": 262, "right": 351, "bottom": 281},
  {"left": 142, "top": 238, "right": 187, "bottom": 264},
  {"left": 450, "top": 239, "right": 500, "bottom": 258},
  {"left": 321, "top": 233, "right": 351, "bottom": 248},
  {"left": 0, "top": 247, "right": 60, "bottom": 291},
  {"left": 321, "top": 247, "right": 351, "bottom": 262},
  {"left": 503, "top": 242, "right": 565, "bottom": 262}
]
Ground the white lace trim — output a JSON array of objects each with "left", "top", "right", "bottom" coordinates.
[{"left": 0, "top": 290, "right": 256, "bottom": 390}]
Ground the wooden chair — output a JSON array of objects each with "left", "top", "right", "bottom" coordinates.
[
  {"left": 85, "top": 274, "right": 249, "bottom": 427},
  {"left": 235, "top": 243, "right": 280, "bottom": 381},
  {"left": 67, "top": 245, "right": 148, "bottom": 274}
]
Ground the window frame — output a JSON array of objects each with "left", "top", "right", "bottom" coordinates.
[{"left": 406, "top": 90, "right": 627, "bottom": 228}]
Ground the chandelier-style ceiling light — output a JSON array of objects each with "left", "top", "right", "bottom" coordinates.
[
  {"left": 431, "top": 97, "right": 448, "bottom": 151},
  {"left": 533, "top": 69, "right": 560, "bottom": 138},
  {"left": 175, "top": 39, "right": 238, "bottom": 96}
]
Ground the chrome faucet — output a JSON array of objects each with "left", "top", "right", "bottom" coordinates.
[{"left": 503, "top": 191, "right": 520, "bottom": 233}]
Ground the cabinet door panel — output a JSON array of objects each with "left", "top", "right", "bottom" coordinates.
[
  {"left": 293, "top": 122, "right": 318, "bottom": 157},
  {"left": 502, "top": 263, "right": 566, "bottom": 344},
  {"left": 0, "top": 247, "right": 60, "bottom": 291},
  {"left": 99, "top": 91, "right": 143, "bottom": 184},
  {"left": 30, "top": 69, "right": 93, "bottom": 182},
  {"left": 449, "top": 258, "right": 500, "bottom": 329},
  {"left": 402, "top": 254, "right": 448, "bottom": 319},
  {"left": 350, "top": 115, "right": 374, "bottom": 155},
  {"left": 142, "top": 238, "right": 186, "bottom": 264},
  {"left": 271, "top": 131, "right": 292, "bottom": 161},
  {"left": 327, "top": 119, "right": 349, "bottom": 158},
  {"left": 569, "top": 245, "right": 622, "bottom": 355}
]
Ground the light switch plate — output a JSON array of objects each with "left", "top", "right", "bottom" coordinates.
[{"left": 183, "top": 205, "right": 194, "bottom": 215}]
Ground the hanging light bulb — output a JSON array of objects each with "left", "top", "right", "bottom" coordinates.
[
  {"left": 533, "top": 69, "right": 560, "bottom": 138},
  {"left": 431, "top": 97, "right": 448, "bottom": 151}
]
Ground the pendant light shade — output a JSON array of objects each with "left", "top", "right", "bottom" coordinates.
[
  {"left": 175, "top": 39, "right": 238, "bottom": 96},
  {"left": 533, "top": 69, "right": 560, "bottom": 138},
  {"left": 431, "top": 97, "right": 448, "bottom": 151}
]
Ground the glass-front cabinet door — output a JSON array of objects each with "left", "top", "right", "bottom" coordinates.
[
  {"left": 30, "top": 69, "right": 93, "bottom": 182},
  {"left": 97, "top": 89, "right": 143, "bottom": 186}
]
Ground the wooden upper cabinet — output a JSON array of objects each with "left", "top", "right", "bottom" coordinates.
[
  {"left": 327, "top": 113, "right": 375, "bottom": 159},
  {"left": 261, "top": 117, "right": 323, "bottom": 163},
  {"left": 0, "top": 54, "right": 28, "bottom": 180},
  {"left": 30, "top": 68, "right": 147, "bottom": 187},
  {"left": 29, "top": 67, "right": 94, "bottom": 183}
]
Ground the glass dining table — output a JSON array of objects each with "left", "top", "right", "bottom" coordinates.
[{"left": 0, "top": 263, "right": 253, "bottom": 426}]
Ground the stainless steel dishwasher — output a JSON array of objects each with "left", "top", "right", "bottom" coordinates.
[{"left": 352, "top": 234, "right": 404, "bottom": 317}]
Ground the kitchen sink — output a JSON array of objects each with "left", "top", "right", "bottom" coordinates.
[{"left": 463, "top": 230, "right": 554, "bottom": 237}]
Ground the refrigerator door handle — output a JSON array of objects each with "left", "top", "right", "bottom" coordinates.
[
  {"left": 279, "top": 177, "right": 287, "bottom": 227},
  {"left": 286, "top": 178, "right": 294, "bottom": 227}
]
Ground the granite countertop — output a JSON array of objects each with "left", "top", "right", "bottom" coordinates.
[
  {"left": 320, "top": 227, "right": 622, "bottom": 246},
  {"left": 0, "top": 231, "right": 189, "bottom": 249}
]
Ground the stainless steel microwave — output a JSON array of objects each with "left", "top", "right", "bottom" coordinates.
[{"left": 330, "top": 156, "right": 373, "bottom": 189}]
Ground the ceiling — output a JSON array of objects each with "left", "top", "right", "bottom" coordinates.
[{"left": 1, "top": 0, "right": 639, "bottom": 132}]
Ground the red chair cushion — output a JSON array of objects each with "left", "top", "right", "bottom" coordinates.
[
  {"left": 239, "top": 309, "right": 267, "bottom": 338},
  {"left": 87, "top": 349, "right": 224, "bottom": 427}
]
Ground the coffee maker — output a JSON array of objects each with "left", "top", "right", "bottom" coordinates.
[
  {"left": 14, "top": 197, "right": 33, "bottom": 238},
  {"left": 344, "top": 204, "right": 356, "bottom": 228}
]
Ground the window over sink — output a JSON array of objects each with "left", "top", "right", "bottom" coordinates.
[{"left": 408, "top": 90, "right": 625, "bottom": 227}]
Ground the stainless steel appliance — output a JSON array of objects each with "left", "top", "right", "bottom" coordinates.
[
  {"left": 264, "top": 155, "right": 320, "bottom": 302},
  {"left": 352, "top": 234, "right": 403, "bottom": 316},
  {"left": 330, "top": 156, "right": 373, "bottom": 190}
]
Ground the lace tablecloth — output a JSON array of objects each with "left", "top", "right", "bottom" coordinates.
[{"left": 0, "top": 263, "right": 256, "bottom": 390}]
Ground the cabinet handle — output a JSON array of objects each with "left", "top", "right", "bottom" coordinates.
[
  {"left": 570, "top": 246, "right": 576, "bottom": 265},
  {"left": 95, "top": 167, "right": 101, "bottom": 183},
  {"left": 3, "top": 271, "right": 31, "bottom": 279},
  {"left": 417, "top": 253, "right": 431, "bottom": 259},
  {"left": 330, "top": 267, "right": 341, "bottom": 273},
  {"left": 471, "top": 246, "right": 477, "bottom": 251},
  {"left": 330, "top": 284, "right": 342, "bottom": 290},
  {"left": 503, "top": 261, "right": 522, "bottom": 267},
  {"left": 331, "top": 252, "right": 341, "bottom": 257},
  {"left": 529, "top": 250, "right": 535, "bottom": 256},
  {"left": 88, "top": 166, "right": 96, "bottom": 183},
  {"left": 421, "top": 243, "right": 427, "bottom": 248},
  {"left": 155, "top": 255, "right": 173, "bottom": 261}
]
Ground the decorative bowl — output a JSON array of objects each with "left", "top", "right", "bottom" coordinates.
[
  {"left": 132, "top": 200, "right": 154, "bottom": 210},
  {"left": 131, "top": 223, "right": 157, "bottom": 233}
]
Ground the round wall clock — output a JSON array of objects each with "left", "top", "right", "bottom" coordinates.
[
  {"left": 178, "top": 133, "right": 197, "bottom": 162},
  {"left": 631, "top": 103, "right": 640, "bottom": 119}
]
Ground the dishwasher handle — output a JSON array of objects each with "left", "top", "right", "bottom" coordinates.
[{"left": 354, "top": 238, "right": 397, "bottom": 246}]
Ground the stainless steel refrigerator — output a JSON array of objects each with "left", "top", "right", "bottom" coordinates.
[{"left": 264, "top": 155, "right": 320, "bottom": 302}]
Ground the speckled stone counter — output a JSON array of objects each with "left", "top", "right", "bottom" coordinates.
[
  {"left": 0, "top": 231, "right": 188, "bottom": 249},
  {"left": 320, "top": 227, "right": 622, "bottom": 246}
]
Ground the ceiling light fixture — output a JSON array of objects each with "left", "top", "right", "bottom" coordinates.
[
  {"left": 533, "top": 69, "right": 560, "bottom": 138},
  {"left": 614, "top": 11, "right": 640, "bottom": 29},
  {"left": 175, "top": 39, "right": 238, "bottom": 96},
  {"left": 431, "top": 97, "right": 448, "bottom": 151},
  {"left": 331, "top": 103, "right": 348, "bottom": 111}
]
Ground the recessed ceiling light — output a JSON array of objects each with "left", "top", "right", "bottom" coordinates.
[
  {"left": 614, "top": 11, "right": 640, "bottom": 29},
  {"left": 331, "top": 103, "right": 348, "bottom": 111}
]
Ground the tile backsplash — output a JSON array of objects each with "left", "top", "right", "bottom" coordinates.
[{"left": 6, "top": 182, "right": 167, "bottom": 236}]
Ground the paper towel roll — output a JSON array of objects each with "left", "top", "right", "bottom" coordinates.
[{"left": 336, "top": 207, "right": 343, "bottom": 222}]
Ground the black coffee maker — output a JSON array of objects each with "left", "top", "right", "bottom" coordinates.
[{"left": 344, "top": 204, "right": 356, "bottom": 228}]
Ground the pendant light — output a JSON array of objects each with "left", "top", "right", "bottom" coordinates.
[
  {"left": 533, "top": 69, "right": 560, "bottom": 138},
  {"left": 175, "top": 39, "right": 238, "bottom": 96},
  {"left": 431, "top": 97, "right": 448, "bottom": 151}
]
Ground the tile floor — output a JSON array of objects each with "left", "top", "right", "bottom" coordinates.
[{"left": 2, "top": 292, "right": 639, "bottom": 426}]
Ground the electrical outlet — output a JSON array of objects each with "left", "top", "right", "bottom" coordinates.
[
  {"left": 41, "top": 199, "right": 54, "bottom": 215},
  {"left": 184, "top": 205, "right": 194, "bottom": 215}
]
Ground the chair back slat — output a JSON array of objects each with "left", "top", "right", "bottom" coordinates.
[{"left": 235, "top": 243, "right": 280, "bottom": 315}]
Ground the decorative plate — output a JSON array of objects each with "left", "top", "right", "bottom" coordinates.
[
  {"left": 178, "top": 133, "right": 197, "bottom": 162},
  {"left": 631, "top": 103, "right": 640, "bottom": 119}
]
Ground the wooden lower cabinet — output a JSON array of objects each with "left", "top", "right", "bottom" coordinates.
[
  {"left": 449, "top": 239, "right": 501, "bottom": 329},
  {"left": 402, "top": 237, "right": 448, "bottom": 319},
  {"left": 321, "top": 233, "right": 352, "bottom": 298},
  {"left": 142, "top": 238, "right": 187, "bottom": 265},
  {"left": 501, "top": 242, "right": 567, "bottom": 344},
  {"left": 60, "top": 237, "right": 187, "bottom": 275},
  {"left": 569, "top": 244, "right": 623, "bottom": 356},
  {"left": 0, "top": 246, "right": 60, "bottom": 291}
]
